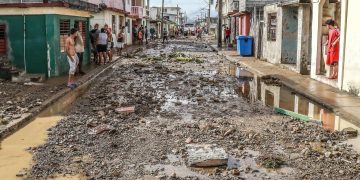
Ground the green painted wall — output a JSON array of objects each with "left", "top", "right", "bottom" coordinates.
[
  {"left": 0, "top": 14, "right": 91, "bottom": 77},
  {"left": 0, "top": 16, "right": 25, "bottom": 69},
  {"left": 25, "top": 15, "right": 48, "bottom": 74}
]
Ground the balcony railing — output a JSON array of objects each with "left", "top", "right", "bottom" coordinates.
[{"left": 131, "top": 6, "right": 144, "bottom": 18}]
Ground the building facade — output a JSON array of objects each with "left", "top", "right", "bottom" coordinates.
[{"left": 0, "top": 0, "right": 98, "bottom": 78}]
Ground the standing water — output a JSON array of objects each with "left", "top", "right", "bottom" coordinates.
[{"left": 0, "top": 84, "right": 89, "bottom": 179}]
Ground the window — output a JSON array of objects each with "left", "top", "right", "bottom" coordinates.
[
  {"left": 127, "top": 19, "right": 130, "bottom": 33},
  {"left": 0, "top": 24, "right": 6, "bottom": 55},
  {"left": 267, "top": 13, "right": 277, "bottom": 41},
  {"left": 60, "top": 19, "right": 70, "bottom": 52},
  {"left": 75, "top": 21, "right": 87, "bottom": 46}
]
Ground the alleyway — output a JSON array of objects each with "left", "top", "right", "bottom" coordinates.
[{"left": 1, "top": 40, "right": 360, "bottom": 179}]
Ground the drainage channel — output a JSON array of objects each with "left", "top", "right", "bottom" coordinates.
[
  {"left": 228, "top": 63, "right": 360, "bottom": 153},
  {"left": 0, "top": 82, "right": 90, "bottom": 179}
]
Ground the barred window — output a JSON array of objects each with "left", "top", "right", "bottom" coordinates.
[
  {"left": 267, "top": 13, "right": 277, "bottom": 41},
  {"left": 0, "top": 24, "right": 6, "bottom": 55},
  {"left": 60, "top": 19, "right": 70, "bottom": 52}
]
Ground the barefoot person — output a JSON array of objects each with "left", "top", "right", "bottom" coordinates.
[
  {"left": 65, "top": 28, "right": 79, "bottom": 89},
  {"left": 325, "top": 19, "right": 340, "bottom": 79}
]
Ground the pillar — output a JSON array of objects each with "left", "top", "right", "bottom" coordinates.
[{"left": 297, "top": 5, "right": 311, "bottom": 75}]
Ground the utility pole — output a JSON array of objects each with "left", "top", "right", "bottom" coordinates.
[
  {"left": 177, "top": 4, "right": 179, "bottom": 27},
  {"left": 217, "top": 0, "right": 222, "bottom": 48},
  {"left": 160, "top": 0, "right": 165, "bottom": 39},
  {"left": 208, "top": 0, "right": 211, "bottom": 33}
]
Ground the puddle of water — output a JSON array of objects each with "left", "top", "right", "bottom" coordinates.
[
  {"left": 228, "top": 63, "right": 360, "bottom": 152},
  {"left": 0, "top": 86, "right": 88, "bottom": 179}
]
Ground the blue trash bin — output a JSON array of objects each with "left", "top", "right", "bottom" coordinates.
[{"left": 238, "top": 36, "right": 253, "bottom": 56}]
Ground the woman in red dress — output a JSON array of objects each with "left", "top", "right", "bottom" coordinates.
[{"left": 325, "top": 19, "right": 340, "bottom": 79}]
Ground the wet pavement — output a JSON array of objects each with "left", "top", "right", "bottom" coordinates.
[{"left": 1, "top": 40, "right": 360, "bottom": 179}]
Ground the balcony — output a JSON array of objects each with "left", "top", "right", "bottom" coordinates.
[{"left": 131, "top": 6, "right": 144, "bottom": 19}]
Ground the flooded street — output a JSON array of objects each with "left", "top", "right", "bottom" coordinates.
[{"left": 2, "top": 40, "right": 360, "bottom": 179}]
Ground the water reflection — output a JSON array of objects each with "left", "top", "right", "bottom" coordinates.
[{"left": 228, "top": 63, "right": 360, "bottom": 152}]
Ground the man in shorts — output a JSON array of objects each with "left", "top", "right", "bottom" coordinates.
[{"left": 65, "top": 28, "right": 79, "bottom": 89}]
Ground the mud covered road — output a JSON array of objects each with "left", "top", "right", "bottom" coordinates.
[{"left": 29, "top": 40, "right": 360, "bottom": 179}]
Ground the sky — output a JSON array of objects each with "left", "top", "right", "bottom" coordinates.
[{"left": 150, "top": 0, "right": 217, "bottom": 22}]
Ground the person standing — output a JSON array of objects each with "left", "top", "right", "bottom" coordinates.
[
  {"left": 106, "top": 28, "right": 114, "bottom": 62},
  {"left": 150, "top": 27, "right": 156, "bottom": 41},
  {"left": 90, "top": 24, "right": 100, "bottom": 64},
  {"left": 116, "top": 27, "right": 125, "bottom": 56},
  {"left": 97, "top": 28, "right": 108, "bottom": 65},
  {"left": 75, "top": 30, "right": 85, "bottom": 75},
  {"left": 65, "top": 28, "right": 79, "bottom": 89},
  {"left": 163, "top": 28, "right": 168, "bottom": 44},
  {"left": 144, "top": 26, "right": 149, "bottom": 44},
  {"left": 138, "top": 27, "right": 143, "bottom": 45},
  {"left": 325, "top": 19, "right": 340, "bottom": 79},
  {"left": 225, "top": 27, "right": 231, "bottom": 46}
]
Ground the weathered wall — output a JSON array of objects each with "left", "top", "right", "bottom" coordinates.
[
  {"left": 281, "top": 7, "right": 298, "bottom": 64},
  {"left": 342, "top": 0, "right": 360, "bottom": 95},
  {"left": 296, "top": 5, "right": 311, "bottom": 75},
  {"left": 0, "top": 14, "right": 90, "bottom": 77},
  {"left": 262, "top": 4, "right": 282, "bottom": 64}
]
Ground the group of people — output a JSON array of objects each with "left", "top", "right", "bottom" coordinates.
[
  {"left": 90, "top": 24, "right": 125, "bottom": 65},
  {"left": 133, "top": 25, "right": 149, "bottom": 45}
]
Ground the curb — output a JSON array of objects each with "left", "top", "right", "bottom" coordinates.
[{"left": 0, "top": 60, "right": 117, "bottom": 141}]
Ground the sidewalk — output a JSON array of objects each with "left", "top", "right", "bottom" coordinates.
[{"left": 212, "top": 45, "right": 360, "bottom": 125}]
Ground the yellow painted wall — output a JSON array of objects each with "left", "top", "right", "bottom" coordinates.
[{"left": 0, "top": 7, "right": 91, "bottom": 17}]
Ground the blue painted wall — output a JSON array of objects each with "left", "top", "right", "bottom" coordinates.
[{"left": 281, "top": 7, "right": 298, "bottom": 64}]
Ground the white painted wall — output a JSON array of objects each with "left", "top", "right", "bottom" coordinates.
[
  {"left": 340, "top": 0, "right": 360, "bottom": 95},
  {"left": 262, "top": 4, "right": 282, "bottom": 64}
]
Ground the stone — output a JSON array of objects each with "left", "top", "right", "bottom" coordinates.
[
  {"left": 185, "top": 137, "right": 193, "bottom": 144},
  {"left": 342, "top": 127, "right": 358, "bottom": 137},
  {"left": 186, "top": 144, "right": 228, "bottom": 167},
  {"left": 289, "top": 153, "right": 301, "bottom": 160},
  {"left": 232, "top": 169, "right": 240, "bottom": 176},
  {"left": 115, "top": 106, "right": 135, "bottom": 113},
  {"left": 224, "top": 128, "right": 235, "bottom": 136},
  {"left": 324, "top": 151, "right": 332, "bottom": 158}
]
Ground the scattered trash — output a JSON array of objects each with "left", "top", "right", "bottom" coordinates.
[{"left": 89, "top": 124, "right": 114, "bottom": 135}]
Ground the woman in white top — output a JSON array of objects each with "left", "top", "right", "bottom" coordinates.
[
  {"left": 75, "top": 31, "right": 85, "bottom": 74},
  {"left": 97, "top": 28, "right": 108, "bottom": 65}
]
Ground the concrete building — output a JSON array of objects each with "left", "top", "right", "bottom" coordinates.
[
  {"left": 215, "top": 0, "right": 239, "bottom": 43},
  {"left": 149, "top": 6, "right": 182, "bottom": 38},
  {"left": 88, "top": 0, "right": 130, "bottom": 44},
  {"left": 310, "top": 0, "right": 360, "bottom": 96},
  {"left": 235, "top": 0, "right": 277, "bottom": 58},
  {"left": 0, "top": 0, "right": 98, "bottom": 78},
  {"left": 262, "top": 1, "right": 311, "bottom": 75}
]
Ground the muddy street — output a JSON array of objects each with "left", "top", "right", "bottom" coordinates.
[{"left": 6, "top": 40, "right": 360, "bottom": 179}]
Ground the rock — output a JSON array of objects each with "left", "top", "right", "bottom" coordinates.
[
  {"left": 289, "top": 153, "right": 301, "bottom": 160},
  {"left": 339, "top": 170, "right": 344, "bottom": 175},
  {"left": 224, "top": 128, "right": 235, "bottom": 136},
  {"left": 342, "top": 127, "right": 358, "bottom": 137},
  {"left": 232, "top": 169, "right": 240, "bottom": 176},
  {"left": 185, "top": 137, "right": 193, "bottom": 144},
  {"left": 324, "top": 151, "right": 332, "bottom": 158},
  {"left": 88, "top": 124, "right": 114, "bottom": 135},
  {"left": 186, "top": 144, "right": 228, "bottom": 167},
  {"left": 16, "top": 169, "right": 27, "bottom": 177},
  {"left": 115, "top": 106, "right": 135, "bottom": 113},
  {"left": 170, "top": 173, "right": 176, "bottom": 178}
]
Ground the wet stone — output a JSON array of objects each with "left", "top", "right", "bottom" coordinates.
[
  {"left": 342, "top": 127, "right": 358, "bottom": 137},
  {"left": 186, "top": 144, "right": 228, "bottom": 167}
]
